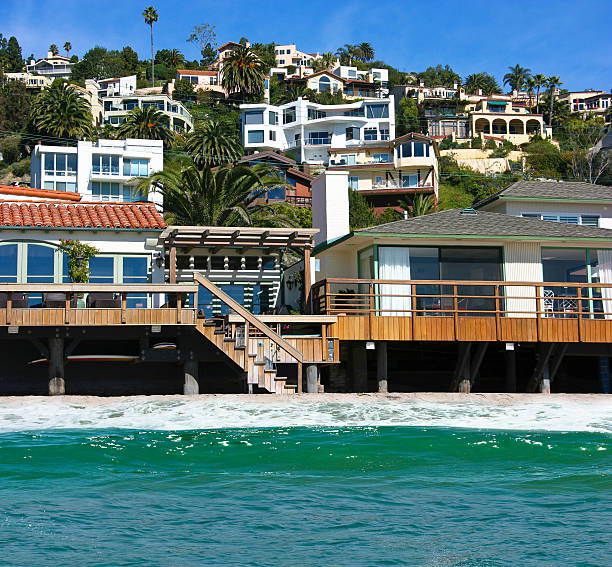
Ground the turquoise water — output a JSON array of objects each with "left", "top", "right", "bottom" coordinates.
[{"left": 1, "top": 425, "right": 610, "bottom": 566}]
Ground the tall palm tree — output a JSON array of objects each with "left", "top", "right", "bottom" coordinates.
[
  {"left": 221, "top": 44, "right": 264, "bottom": 98},
  {"left": 399, "top": 194, "right": 435, "bottom": 218},
  {"left": 185, "top": 120, "right": 243, "bottom": 168},
  {"left": 28, "top": 83, "right": 92, "bottom": 139},
  {"left": 138, "top": 162, "right": 289, "bottom": 226},
  {"left": 320, "top": 52, "right": 336, "bottom": 71},
  {"left": 142, "top": 6, "right": 159, "bottom": 87},
  {"left": 167, "top": 48, "right": 184, "bottom": 68},
  {"left": 357, "top": 42, "right": 374, "bottom": 62},
  {"left": 116, "top": 106, "right": 174, "bottom": 143},
  {"left": 503, "top": 64, "right": 532, "bottom": 92},
  {"left": 546, "top": 76, "right": 563, "bottom": 126},
  {"left": 63, "top": 42, "right": 72, "bottom": 57},
  {"left": 532, "top": 73, "right": 547, "bottom": 114},
  {"left": 335, "top": 44, "right": 357, "bottom": 66},
  {"left": 525, "top": 77, "right": 536, "bottom": 108},
  {"left": 49, "top": 44, "right": 59, "bottom": 56}
]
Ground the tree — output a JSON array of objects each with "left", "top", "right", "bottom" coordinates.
[
  {"left": 185, "top": 119, "right": 243, "bottom": 167},
  {"left": 63, "top": 42, "right": 72, "bottom": 57},
  {"left": 140, "top": 161, "right": 289, "bottom": 226},
  {"left": 142, "top": 6, "right": 159, "bottom": 86},
  {"left": 0, "top": 82, "right": 31, "bottom": 132},
  {"left": 71, "top": 46, "right": 130, "bottom": 81},
  {"left": 356, "top": 42, "right": 374, "bottom": 62},
  {"left": 0, "top": 136, "right": 22, "bottom": 164},
  {"left": 463, "top": 72, "right": 501, "bottom": 95},
  {"left": 116, "top": 106, "right": 174, "bottom": 143},
  {"left": 335, "top": 45, "right": 357, "bottom": 66},
  {"left": 186, "top": 23, "right": 217, "bottom": 67},
  {"left": 6, "top": 36, "right": 23, "bottom": 72},
  {"left": 417, "top": 65, "right": 461, "bottom": 87},
  {"left": 532, "top": 73, "right": 547, "bottom": 114},
  {"left": 49, "top": 44, "right": 59, "bottom": 56},
  {"left": 523, "top": 137, "right": 567, "bottom": 179},
  {"left": 221, "top": 44, "right": 265, "bottom": 99},
  {"left": 396, "top": 98, "right": 420, "bottom": 135},
  {"left": 559, "top": 117, "right": 610, "bottom": 183},
  {"left": 173, "top": 78, "right": 195, "bottom": 101},
  {"left": 525, "top": 77, "right": 536, "bottom": 108},
  {"left": 120, "top": 46, "right": 139, "bottom": 74},
  {"left": 400, "top": 194, "right": 435, "bottom": 217},
  {"left": 503, "top": 64, "right": 531, "bottom": 92},
  {"left": 28, "top": 83, "right": 92, "bottom": 140},
  {"left": 319, "top": 52, "right": 336, "bottom": 71},
  {"left": 546, "top": 76, "right": 562, "bottom": 126},
  {"left": 166, "top": 48, "right": 184, "bottom": 68},
  {"left": 251, "top": 42, "right": 276, "bottom": 71}
]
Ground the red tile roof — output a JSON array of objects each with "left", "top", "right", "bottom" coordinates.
[
  {"left": 0, "top": 201, "right": 166, "bottom": 230},
  {"left": 177, "top": 69, "right": 218, "bottom": 76},
  {"left": 0, "top": 185, "right": 82, "bottom": 201}
]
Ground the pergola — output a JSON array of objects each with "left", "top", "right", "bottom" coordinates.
[{"left": 158, "top": 226, "right": 319, "bottom": 304}]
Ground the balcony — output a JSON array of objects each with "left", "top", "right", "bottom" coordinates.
[
  {"left": 305, "top": 137, "right": 331, "bottom": 146},
  {"left": 285, "top": 195, "right": 312, "bottom": 207}
]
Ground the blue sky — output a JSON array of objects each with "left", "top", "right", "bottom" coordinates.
[{"left": 1, "top": 0, "right": 610, "bottom": 91}]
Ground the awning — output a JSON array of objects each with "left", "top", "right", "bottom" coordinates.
[{"left": 487, "top": 101, "right": 508, "bottom": 106}]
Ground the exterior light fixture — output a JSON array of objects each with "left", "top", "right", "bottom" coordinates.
[{"left": 155, "top": 252, "right": 164, "bottom": 269}]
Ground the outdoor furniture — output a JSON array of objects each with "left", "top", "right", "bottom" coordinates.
[
  {"left": 543, "top": 289, "right": 554, "bottom": 317},
  {"left": 86, "top": 292, "right": 121, "bottom": 308},
  {"left": 0, "top": 292, "right": 29, "bottom": 308},
  {"left": 42, "top": 292, "right": 78, "bottom": 308}
]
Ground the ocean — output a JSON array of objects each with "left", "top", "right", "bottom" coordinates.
[{"left": 0, "top": 396, "right": 610, "bottom": 567}]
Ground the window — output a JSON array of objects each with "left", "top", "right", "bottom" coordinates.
[
  {"left": 400, "top": 142, "right": 412, "bottom": 158},
  {"left": 308, "top": 132, "right": 329, "bottom": 145},
  {"left": 123, "top": 257, "right": 149, "bottom": 308},
  {"left": 348, "top": 70, "right": 356, "bottom": 78},
  {"left": 341, "top": 154, "right": 357, "bottom": 165},
  {"left": 346, "top": 126, "right": 359, "bottom": 141},
  {"left": 344, "top": 108, "right": 365, "bottom": 117},
  {"left": 318, "top": 76, "right": 331, "bottom": 92},
  {"left": 308, "top": 108, "right": 325, "bottom": 120},
  {"left": 372, "top": 153, "right": 390, "bottom": 163},
  {"left": 365, "top": 104, "right": 389, "bottom": 118},
  {"left": 92, "top": 182, "right": 121, "bottom": 201},
  {"left": 283, "top": 107, "right": 296, "bottom": 124},
  {"left": 375, "top": 175, "right": 383, "bottom": 186},
  {"left": 142, "top": 100, "right": 164, "bottom": 111},
  {"left": 269, "top": 130, "right": 276, "bottom": 141},
  {"left": 349, "top": 176, "right": 359, "bottom": 190},
  {"left": 89, "top": 257, "right": 114, "bottom": 283},
  {"left": 123, "top": 99, "right": 138, "bottom": 110},
  {"left": 0, "top": 244, "right": 18, "bottom": 283},
  {"left": 92, "top": 154, "right": 120, "bottom": 175},
  {"left": 43, "top": 180, "right": 77, "bottom": 192},
  {"left": 267, "top": 186, "right": 285, "bottom": 200},
  {"left": 380, "top": 128, "right": 390, "bottom": 140},
  {"left": 413, "top": 142, "right": 425, "bottom": 157},
  {"left": 244, "top": 111, "right": 264, "bottom": 124},
  {"left": 401, "top": 174, "right": 418, "bottom": 188},
  {"left": 247, "top": 130, "right": 264, "bottom": 144},
  {"left": 581, "top": 216, "right": 599, "bottom": 227},
  {"left": 210, "top": 76, "right": 218, "bottom": 85},
  {"left": 279, "top": 59, "right": 285, "bottom": 65},
  {"left": 522, "top": 213, "right": 599, "bottom": 227},
  {"left": 268, "top": 111, "right": 278, "bottom": 125},
  {"left": 364, "top": 128, "right": 377, "bottom": 141},
  {"left": 43, "top": 153, "right": 77, "bottom": 176},
  {"left": 123, "top": 158, "right": 149, "bottom": 177}
]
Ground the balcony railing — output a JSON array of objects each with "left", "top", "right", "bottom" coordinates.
[
  {"left": 305, "top": 138, "right": 332, "bottom": 146},
  {"left": 285, "top": 195, "right": 312, "bottom": 207}
]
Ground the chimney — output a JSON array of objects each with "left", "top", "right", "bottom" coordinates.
[
  {"left": 311, "top": 170, "right": 350, "bottom": 247},
  {"left": 419, "top": 80, "right": 425, "bottom": 87},
  {"left": 477, "top": 88, "right": 483, "bottom": 96},
  {"left": 453, "top": 81, "right": 458, "bottom": 89},
  {"left": 47, "top": 50, "right": 53, "bottom": 58}
]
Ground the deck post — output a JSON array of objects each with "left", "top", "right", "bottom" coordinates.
[
  {"left": 505, "top": 345, "right": 517, "bottom": 393},
  {"left": 306, "top": 364, "right": 319, "bottom": 393},
  {"left": 183, "top": 354, "right": 199, "bottom": 395},
  {"left": 377, "top": 341, "right": 388, "bottom": 393},
  {"left": 48, "top": 337, "right": 65, "bottom": 396},
  {"left": 539, "top": 362, "right": 551, "bottom": 394},
  {"left": 351, "top": 342, "right": 368, "bottom": 392},
  {"left": 304, "top": 247, "right": 312, "bottom": 314},
  {"left": 453, "top": 342, "right": 472, "bottom": 392}
]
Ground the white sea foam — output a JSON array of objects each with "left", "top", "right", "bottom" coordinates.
[{"left": 0, "top": 394, "right": 611, "bottom": 433}]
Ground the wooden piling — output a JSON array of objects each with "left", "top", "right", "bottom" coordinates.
[
  {"left": 48, "top": 337, "right": 65, "bottom": 396},
  {"left": 377, "top": 341, "right": 388, "bottom": 393},
  {"left": 183, "top": 356, "right": 199, "bottom": 395},
  {"left": 306, "top": 364, "right": 319, "bottom": 393}
]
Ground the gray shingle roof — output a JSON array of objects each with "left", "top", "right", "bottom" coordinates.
[
  {"left": 475, "top": 180, "right": 612, "bottom": 208},
  {"left": 357, "top": 208, "right": 612, "bottom": 239}
]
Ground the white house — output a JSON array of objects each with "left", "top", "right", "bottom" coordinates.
[
  {"left": 333, "top": 66, "right": 389, "bottom": 96},
  {"left": 26, "top": 51, "right": 74, "bottom": 80},
  {"left": 30, "top": 139, "right": 164, "bottom": 208},
  {"left": 475, "top": 180, "right": 612, "bottom": 229},
  {"left": 2, "top": 72, "right": 52, "bottom": 89},
  {"left": 274, "top": 44, "right": 320, "bottom": 68},
  {"left": 240, "top": 97, "right": 395, "bottom": 165},
  {"left": 96, "top": 75, "right": 137, "bottom": 98}
]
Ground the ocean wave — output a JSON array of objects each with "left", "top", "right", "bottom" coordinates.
[{"left": 0, "top": 395, "right": 611, "bottom": 433}]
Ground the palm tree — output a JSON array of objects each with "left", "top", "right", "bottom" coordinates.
[
  {"left": 28, "top": 83, "right": 92, "bottom": 139},
  {"left": 503, "top": 64, "right": 532, "bottom": 92},
  {"left": 185, "top": 120, "right": 243, "bottom": 167},
  {"left": 167, "top": 48, "right": 184, "bottom": 68},
  {"left": 357, "top": 42, "right": 374, "bottom": 62},
  {"left": 49, "top": 44, "right": 59, "bottom": 56},
  {"left": 399, "top": 194, "right": 435, "bottom": 218},
  {"left": 546, "top": 76, "right": 563, "bottom": 126},
  {"left": 142, "top": 6, "right": 159, "bottom": 87},
  {"left": 138, "top": 162, "right": 289, "bottom": 226},
  {"left": 532, "top": 74, "right": 547, "bottom": 114},
  {"left": 116, "top": 106, "right": 174, "bottom": 143},
  {"left": 335, "top": 44, "right": 357, "bottom": 66},
  {"left": 63, "top": 42, "right": 72, "bottom": 57},
  {"left": 525, "top": 77, "right": 536, "bottom": 108},
  {"left": 221, "top": 44, "right": 264, "bottom": 98}
]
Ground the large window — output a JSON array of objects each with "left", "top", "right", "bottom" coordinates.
[
  {"left": 318, "top": 76, "right": 331, "bottom": 92},
  {"left": 92, "top": 154, "right": 120, "bottom": 176},
  {"left": 401, "top": 174, "right": 418, "bottom": 188},
  {"left": 346, "top": 126, "right": 359, "bottom": 141},
  {"left": 398, "top": 142, "right": 430, "bottom": 158},
  {"left": 308, "top": 131, "right": 329, "bottom": 145},
  {"left": 372, "top": 153, "right": 390, "bottom": 163},
  {"left": 43, "top": 181, "right": 77, "bottom": 192},
  {"left": 244, "top": 111, "right": 264, "bottom": 124},
  {"left": 0, "top": 244, "right": 18, "bottom": 283},
  {"left": 43, "top": 153, "right": 77, "bottom": 176},
  {"left": 364, "top": 128, "right": 377, "bottom": 141},
  {"left": 247, "top": 130, "right": 264, "bottom": 144},
  {"left": 268, "top": 111, "right": 278, "bottom": 125},
  {"left": 308, "top": 108, "right": 325, "bottom": 120},
  {"left": 283, "top": 107, "right": 296, "bottom": 124},
  {"left": 123, "top": 257, "right": 148, "bottom": 308},
  {"left": 92, "top": 181, "right": 121, "bottom": 201},
  {"left": 89, "top": 257, "right": 114, "bottom": 283},
  {"left": 365, "top": 104, "right": 389, "bottom": 118},
  {"left": 27, "top": 244, "right": 55, "bottom": 306},
  {"left": 123, "top": 158, "right": 149, "bottom": 177},
  {"left": 522, "top": 213, "right": 599, "bottom": 227}
]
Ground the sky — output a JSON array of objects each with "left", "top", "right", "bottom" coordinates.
[{"left": 1, "top": 0, "right": 611, "bottom": 91}]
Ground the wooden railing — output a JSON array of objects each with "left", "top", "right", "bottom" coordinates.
[
  {"left": 311, "top": 278, "right": 612, "bottom": 343},
  {"left": 0, "top": 283, "right": 198, "bottom": 326}
]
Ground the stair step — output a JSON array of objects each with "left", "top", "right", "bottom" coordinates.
[{"left": 274, "top": 376, "right": 287, "bottom": 381}]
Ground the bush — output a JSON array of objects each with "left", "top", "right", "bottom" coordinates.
[
  {"left": 470, "top": 137, "right": 482, "bottom": 149},
  {"left": 10, "top": 158, "right": 30, "bottom": 177},
  {"left": 0, "top": 136, "right": 21, "bottom": 165},
  {"left": 484, "top": 138, "right": 497, "bottom": 150}
]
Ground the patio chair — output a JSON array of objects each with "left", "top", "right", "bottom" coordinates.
[
  {"left": 86, "top": 292, "right": 121, "bottom": 308},
  {"left": 0, "top": 292, "right": 29, "bottom": 308},
  {"left": 42, "top": 292, "right": 78, "bottom": 308},
  {"left": 543, "top": 289, "right": 554, "bottom": 318}
]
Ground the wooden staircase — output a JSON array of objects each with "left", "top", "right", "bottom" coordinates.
[{"left": 193, "top": 274, "right": 304, "bottom": 394}]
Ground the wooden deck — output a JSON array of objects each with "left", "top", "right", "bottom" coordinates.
[{"left": 313, "top": 278, "right": 612, "bottom": 344}]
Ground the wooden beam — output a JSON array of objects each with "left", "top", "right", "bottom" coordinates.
[
  {"left": 304, "top": 247, "right": 312, "bottom": 314},
  {"left": 169, "top": 240, "right": 177, "bottom": 284},
  {"left": 377, "top": 341, "right": 388, "bottom": 393}
]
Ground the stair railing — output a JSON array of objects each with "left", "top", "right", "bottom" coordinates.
[{"left": 193, "top": 273, "right": 304, "bottom": 392}]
